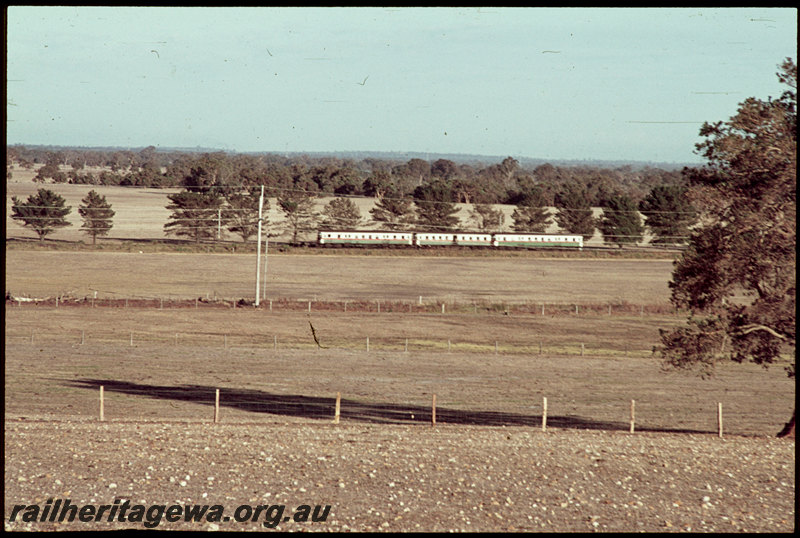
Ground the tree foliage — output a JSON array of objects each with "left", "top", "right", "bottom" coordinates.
[
  {"left": 11, "top": 188, "right": 72, "bottom": 240},
  {"left": 224, "top": 187, "right": 265, "bottom": 242},
  {"left": 639, "top": 184, "right": 696, "bottom": 245},
  {"left": 164, "top": 190, "right": 225, "bottom": 242},
  {"left": 510, "top": 185, "right": 551, "bottom": 232},
  {"left": 658, "top": 58, "right": 796, "bottom": 381},
  {"left": 598, "top": 194, "right": 644, "bottom": 247},
  {"left": 554, "top": 184, "right": 596, "bottom": 240},
  {"left": 277, "top": 192, "right": 319, "bottom": 243},
  {"left": 321, "top": 197, "right": 363, "bottom": 228},
  {"left": 369, "top": 189, "right": 416, "bottom": 230},
  {"left": 78, "top": 190, "right": 115, "bottom": 245},
  {"left": 413, "top": 180, "right": 461, "bottom": 232},
  {"left": 470, "top": 204, "right": 505, "bottom": 232}
]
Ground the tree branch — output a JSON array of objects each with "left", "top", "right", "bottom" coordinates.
[{"left": 736, "top": 324, "right": 789, "bottom": 340}]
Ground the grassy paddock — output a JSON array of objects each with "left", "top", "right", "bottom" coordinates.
[{"left": 5, "top": 307, "right": 794, "bottom": 436}]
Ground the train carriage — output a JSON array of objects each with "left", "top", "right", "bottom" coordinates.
[
  {"left": 454, "top": 233, "right": 494, "bottom": 247},
  {"left": 318, "top": 230, "right": 413, "bottom": 247},
  {"left": 493, "top": 233, "right": 583, "bottom": 250},
  {"left": 414, "top": 233, "right": 457, "bottom": 246}
]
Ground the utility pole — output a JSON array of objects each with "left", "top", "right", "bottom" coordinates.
[{"left": 255, "top": 186, "right": 264, "bottom": 307}]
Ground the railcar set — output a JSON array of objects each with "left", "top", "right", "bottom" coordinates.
[{"left": 318, "top": 230, "right": 584, "bottom": 250}]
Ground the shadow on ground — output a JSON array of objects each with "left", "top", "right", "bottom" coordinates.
[{"left": 62, "top": 378, "right": 710, "bottom": 434}]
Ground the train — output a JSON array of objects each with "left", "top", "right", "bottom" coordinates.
[{"left": 318, "top": 230, "right": 584, "bottom": 250}]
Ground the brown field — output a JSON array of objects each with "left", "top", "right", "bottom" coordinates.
[{"left": 4, "top": 173, "right": 794, "bottom": 531}]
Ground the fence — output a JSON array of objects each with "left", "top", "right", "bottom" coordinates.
[{"left": 7, "top": 294, "right": 678, "bottom": 317}]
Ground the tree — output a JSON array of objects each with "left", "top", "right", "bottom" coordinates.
[
  {"left": 369, "top": 189, "right": 416, "bottom": 230},
  {"left": 321, "top": 197, "right": 363, "bottom": 228},
  {"left": 511, "top": 185, "right": 552, "bottom": 232},
  {"left": 554, "top": 184, "right": 596, "bottom": 240},
  {"left": 657, "top": 59, "right": 796, "bottom": 436},
  {"left": 413, "top": 180, "right": 461, "bottom": 232},
  {"left": 470, "top": 203, "right": 505, "bottom": 232},
  {"left": 598, "top": 195, "right": 644, "bottom": 247},
  {"left": 164, "top": 191, "right": 225, "bottom": 243},
  {"left": 78, "top": 190, "right": 115, "bottom": 245},
  {"left": 11, "top": 188, "right": 72, "bottom": 241},
  {"left": 277, "top": 192, "right": 319, "bottom": 243},
  {"left": 224, "top": 187, "right": 264, "bottom": 242},
  {"left": 639, "top": 184, "right": 697, "bottom": 245}
]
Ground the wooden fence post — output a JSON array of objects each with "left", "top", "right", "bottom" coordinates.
[
  {"left": 581, "top": 343, "right": 585, "bottom": 356},
  {"left": 334, "top": 392, "right": 341, "bottom": 424},
  {"left": 274, "top": 335, "right": 277, "bottom": 350},
  {"left": 99, "top": 386, "right": 105, "bottom": 422},
  {"left": 130, "top": 332, "right": 133, "bottom": 346},
  {"left": 630, "top": 400, "right": 635, "bottom": 433},
  {"left": 542, "top": 397, "right": 548, "bottom": 432},
  {"left": 366, "top": 337, "right": 370, "bottom": 352},
  {"left": 431, "top": 394, "right": 437, "bottom": 426},
  {"left": 214, "top": 389, "right": 220, "bottom": 423},
  {"left": 717, "top": 402, "right": 723, "bottom": 438}
]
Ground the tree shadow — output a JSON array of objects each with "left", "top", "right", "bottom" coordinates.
[{"left": 61, "top": 378, "right": 710, "bottom": 434}]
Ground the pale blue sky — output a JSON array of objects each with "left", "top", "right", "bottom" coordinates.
[{"left": 6, "top": 7, "right": 797, "bottom": 164}]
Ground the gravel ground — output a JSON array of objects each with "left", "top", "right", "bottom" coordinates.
[{"left": 4, "top": 418, "right": 794, "bottom": 532}]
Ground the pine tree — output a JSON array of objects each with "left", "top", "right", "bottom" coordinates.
[
  {"left": 321, "top": 197, "right": 363, "bottom": 228},
  {"left": 369, "top": 189, "right": 416, "bottom": 230},
  {"left": 510, "top": 186, "right": 551, "bottom": 232},
  {"left": 639, "top": 185, "right": 697, "bottom": 245},
  {"left": 224, "top": 187, "right": 265, "bottom": 242},
  {"left": 78, "top": 190, "right": 115, "bottom": 245},
  {"left": 598, "top": 195, "right": 644, "bottom": 247},
  {"left": 11, "top": 188, "right": 72, "bottom": 241},
  {"left": 277, "top": 192, "right": 319, "bottom": 243},
  {"left": 413, "top": 180, "right": 461, "bottom": 232},
  {"left": 164, "top": 190, "right": 225, "bottom": 243},
  {"left": 470, "top": 203, "right": 506, "bottom": 232},
  {"left": 554, "top": 184, "right": 595, "bottom": 240}
]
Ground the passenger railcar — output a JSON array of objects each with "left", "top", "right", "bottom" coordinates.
[
  {"left": 454, "top": 233, "right": 494, "bottom": 247},
  {"left": 493, "top": 233, "right": 583, "bottom": 250},
  {"left": 414, "top": 233, "right": 457, "bottom": 246},
  {"left": 318, "top": 230, "right": 413, "bottom": 246}
]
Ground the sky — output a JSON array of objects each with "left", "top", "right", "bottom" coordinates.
[{"left": 5, "top": 7, "right": 797, "bottom": 164}]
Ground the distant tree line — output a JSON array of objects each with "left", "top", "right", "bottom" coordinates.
[{"left": 8, "top": 147, "right": 698, "bottom": 246}]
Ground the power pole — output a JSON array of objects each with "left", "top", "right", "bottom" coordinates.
[{"left": 255, "top": 186, "right": 264, "bottom": 307}]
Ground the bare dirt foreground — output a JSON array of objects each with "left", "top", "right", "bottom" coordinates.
[{"left": 4, "top": 420, "right": 795, "bottom": 532}]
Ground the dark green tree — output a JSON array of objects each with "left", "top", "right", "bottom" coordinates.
[
  {"left": 321, "top": 197, "right": 363, "bottom": 228},
  {"left": 598, "top": 195, "right": 645, "bottom": 247},
  {"left": 511, "top": 186, "right": 552, "bottom": 232},
  {"left": 11, "top": 188, "right": 72, "bottom": 241},
  {"left": 657, "top": 58, "right": 796, "bottom": 423},
  {"left": 224, "top": 187, "right": 265, "bottom": 242},
  {"left": 164, "top": 191, "right": 225, "bottom": 242},
  {"left": 78, "top": 190, "right": 115, "bottom": 245},
  {"left": 554, "top": 184, "right": 596, "bottom": 240},
  {"left": 369, "top": 189, "right": 416, "bottom": 230},
  {"left": 277, "top": 191, "right": 319, "bottom": 243},
  {"left": 413, "top": 180, "right": 461, "bottom": 232},
  {"left": 639, "top": 185, "right": 697, "bottom": 245}
]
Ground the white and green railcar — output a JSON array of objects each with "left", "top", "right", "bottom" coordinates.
[
  {"left": 318, "top": 230, "right": 413, "bottom": 246},
  {"left": 492, "top": 233, "right": 583, "bottom": 250}
]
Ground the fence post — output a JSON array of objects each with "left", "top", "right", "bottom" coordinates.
[
  {"left": 366, "top": 337, "right": 370, "bottom": 352},
  {"left": 717, "top": 402, "right": 723, "bottom": 438},
  {"left": 269, "top": 300, "right": 273, "bottom": 312},
  {"left": 441, "top": 304, "right": 445, "bottom": 314},
  {"left": 431, "top": 394, "right": 437, "bottom": 426},
  {"left": 334, "top": 392, "right": 341, "bottom": 424},
  {"left": 308, "top": 300, "right": 312, "bottom": 313},
  {"left": 99, "top": 386, "right": 104, "bottom": 422},
  {"left": 448, "top": 339, "right": 451, "bottom": 353},
  {"left": 274, "top": 335, "right": 277, "bottom": 350},
  {"left": 130, "top": 332, "right": 133, "bottom": 346},
  {"left": 581, "top": 343, "right": 585, "bottom": 356},
  {"left": 630, "top": 400, "right": 635, "bottom": 433},
  {"left": 542, "top": 397, "right": 548, "bottom": 432},
  {"left": 541, "top": 304, "right": 545, "bottom": 316},
  {"left": 214, "top": 389, "right": 220, "bottom": 423},
  {"left": 81, "top": 330, "right": 85, "bottom": 345},
  {"left": 56, "top": 296, "right": 59, "bottom": 308}
]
